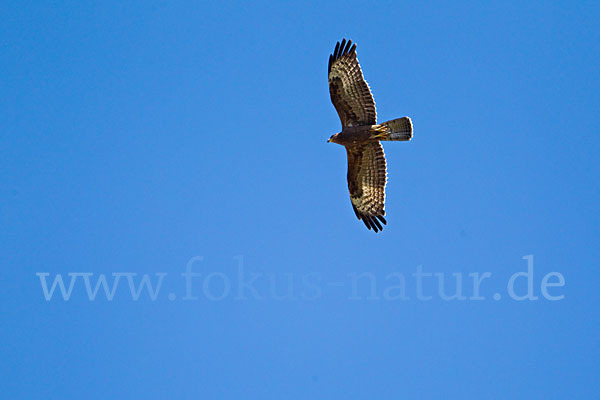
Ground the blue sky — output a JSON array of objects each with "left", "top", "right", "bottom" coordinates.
[{"left": 1, "top": 1, "right": 599, "bottom": 398}]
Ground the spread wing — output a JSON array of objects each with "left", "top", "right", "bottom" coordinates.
[
  {"left": 328, "top": 39, "right": 377, "bottom": 128},
  {"left": 346, "top": 142, "right": 388, "bottom": 232}
]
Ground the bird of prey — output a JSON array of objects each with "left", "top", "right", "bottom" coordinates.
[{"left": 327, "top": 38, "right": 413, "bottom": 233}]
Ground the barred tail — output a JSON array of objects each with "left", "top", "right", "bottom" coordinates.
[{"left": 380, "top": 117, "right": 413, "bottom": 141}]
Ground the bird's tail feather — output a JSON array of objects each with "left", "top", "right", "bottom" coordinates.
[{"left": 379, "top": 117, "right": 413, "bottom": 141}]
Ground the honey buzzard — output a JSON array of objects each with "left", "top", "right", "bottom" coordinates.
[{"left": 327, "top": 39, "right": 413, "bottom": 233}]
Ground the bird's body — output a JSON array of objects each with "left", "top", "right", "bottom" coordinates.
[
  {"left": 327, "top": 39, "right": 413, "bottom": 233},
  {"left": 328, "top": 125, "right": 386, "bottom": 146}
]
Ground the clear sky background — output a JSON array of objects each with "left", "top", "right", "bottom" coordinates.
[{"left": 1, "top": 1, "right": 599, "bottom": 399}]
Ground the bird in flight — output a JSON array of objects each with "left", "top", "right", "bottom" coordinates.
[{"left": 327, "top": 38, "right": 413, "bottom": 233}]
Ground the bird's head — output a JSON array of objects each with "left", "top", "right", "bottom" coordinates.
[{"left": 327, "top": 133, "right": 341, "bottom": 144}]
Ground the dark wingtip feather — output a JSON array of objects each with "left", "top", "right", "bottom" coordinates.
[
  {"left": 369, "top": 217, "right": 380, "bottom": 233},
  {"left": 333, "top": 41, "right": 341, "bottom": 59},
  {"left": 361, "top": 217, "right": 372, "bottom": 230},
  {"left": 372, "top": 217, "right": 383, "bottom": 232},
  {"left": 343, "top": 40, "right": 353, "bottom": 56},
  {"left": 377, "top": 215, "right": 387, "bottom": 225}
]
